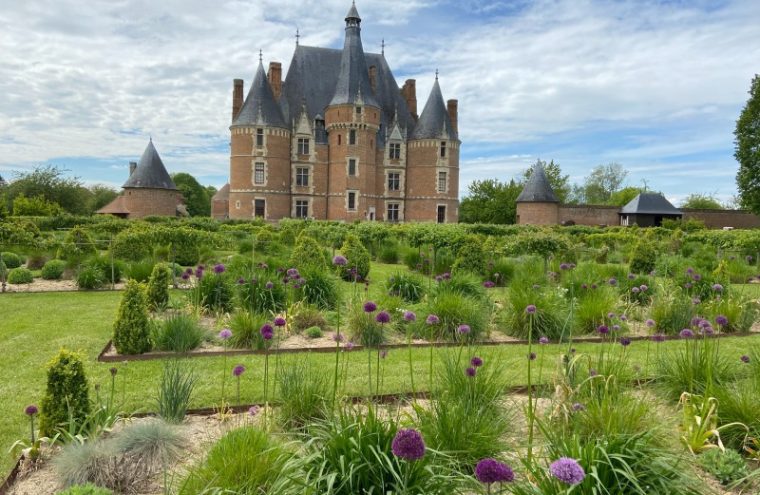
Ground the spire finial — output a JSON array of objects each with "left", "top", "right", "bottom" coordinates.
[
  {"left": 259, "top": 49, "right": 263, "bottom": 63},
  {"left": 149, "top": 134, "right": 152, "bottom": 142},
  {"left": 381, "top": 38, "right": 385, "bottom": 55},
  {"left": 296, "top": 28, "right": 300, "bottom": 46},
  {"left": 435, "top": 68, "right": 439, "bottom": 80}
]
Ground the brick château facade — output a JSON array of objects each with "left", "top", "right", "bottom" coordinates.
[{"left": 221, "top": 3, "right": 460, "bottom": 223}]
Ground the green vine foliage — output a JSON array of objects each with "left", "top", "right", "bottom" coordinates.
[
  {"left": 146, "top": 262, "right": 172, "bottom": 311},
  {"left": 113, "top": 280, "right": 152, "bottom": 355},
  {"left": 39, "top": 349, "right": 91, "bottom": 438}
]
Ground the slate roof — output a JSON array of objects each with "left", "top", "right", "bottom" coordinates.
[
  {"left": 123, "top": 140, "right": 177, "bottom": 190},
  {"left": 410, "top": 78, "right": 457, "bottom": 140},
  {"left": 516, "top": 163, "right": 559, "bottom": 203},
  {"left": 329, "top": 3, "right": 379, "bottom": 108},
  {"left": 620, "top": 193, "right": 682, "bottom": 215},
  {"left": 96, "top": 195, "right": 130, "bottom": 215},
  {"left": 212, "top": 183, "right": 230, "bottom": 201},
  {"left": 233, "top": 61, "right": 288, "bottom": 129}
]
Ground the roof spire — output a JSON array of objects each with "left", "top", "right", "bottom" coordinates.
[
  {"left": 330, "top": 0, "right": 378, "bottom": 107},
  {"left": 435, "top": 68, "right": 439, "bottom": 80},
  {"left": 295, "top": 28, "right": 300, "bottom": 46},
  {"left": 381, "top": 38, "right": 385, "bottom": 55},
  {"left": 259, "top": 49, "right": 263, "bottom": 63},
  {"left": 345, "top": 1, "right": 361, "bottom": 27}
]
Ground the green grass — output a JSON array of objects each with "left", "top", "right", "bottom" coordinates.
[{"left": 1, "top": 288, "right": 759, "bottom": 478}]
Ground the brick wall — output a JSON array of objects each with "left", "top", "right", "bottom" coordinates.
[
  {"left": 516, "top": 202, "right": 559, "bottom": 225},
  {"left": 405, "top": 139, "right": 460, "bottom": 223},
  {"left": 123, "top": 188, "right": 181, "bottom": 219},
  {"left": 558, "top": 205, "right": 620, "bottom": 226},
  {"left": 682, "top": 208, "right": 760, "bottom": 229}
]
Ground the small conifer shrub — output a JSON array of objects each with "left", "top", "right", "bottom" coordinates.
[
  {"left": 41, "top": 259, "right": 67, "bottom": 280},
  {"left": 146, "top": 262, "right": 172, "bottom": 311},
  {"left": 339, "top": 234, "right": 371, "bottom": 281},
  {"left": 39, "top": 349, "right": 91, "bottom": 438},
  {"left": 8, "top": 267, "right": 34, "bottom": 284},
  {"left": 289, "top": 232, "right": 330, "bottom": 272},
  {"left": 1, "top": 251, "right": 22, "bottom": 268},
  {"left": 113, "top": 280, "right": 152, "bottom": 355}
]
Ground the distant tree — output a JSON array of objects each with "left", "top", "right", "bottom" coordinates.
[
  {"left": 736, "top": 74, "right": 760, "bottom": 214},
  {"left": 522, "top": 159, "right": 571, "bottom": 203},
  {"left": 680, "top": 193, "right": 723, "bottom": 210},
  {"left": 608, "top": 186, "right": 646, "bottom": 207},
  {"left": 459, "top": 179, "right": 522, "bottom": 224},
  {"left": 205, "top": 185, "right": 218, "bottom": 198},
  {"left": 87, "top": 184, "right": 119, "bottom": 213},
  {"left": 12, "top": 194, "right": 63, "bottom": 216},
  {"left": 573, "top": 163, "right": 628, "bottom": 205},
  {"left": 172, "top": 173, "right": 210, "bottom": 216},
  {"left": 6, "top": 165, "right": 91, "bottom": 215}
]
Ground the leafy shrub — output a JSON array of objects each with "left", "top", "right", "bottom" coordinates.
[
  {"left": 41, "top": 259, "right": 66, "bottom": 280},
  {"left": 59, "top": 227, "right": 98, "bottom": 262},
  {"left": 152, "top": 313, "right": 205, "bottom": 352},
  {"left": 228, "top": 310, "right": 269, "bottom": 350},
  {"left": 277, "top": 358, "right": 329, "bottom": 429},
  {"left": 386, "top": 271, "right": 425, "bottom": 303},
  {"left": 290, "top": 304, "right": 328, "bottom": 334},
  {"left": 39, "top": 349, "right": 91, "bottom": 438},
  {"left": 146, "top": 262, "right": 172, "bottom": 311},
  {"left": 629, "top": 240, "right": 658, "bottom": 274},
  {"left": 298, "top": 268, "right": 340, "bottom": 310},
  {"left": 432, "top": 271, "right": 487, "bottom": 301},
  {"left": 0, "top": 251, "right": 21, "bottom": 268},
  {"left": 305, "top": 326, "right": 323, "bottom": 338},
  {"left": 57, "top": 483, "right": 113, "bottom": 495},
  {"left": 698, "top": 448, "right": 749, "bottom": 485},
  {"left": 8, "top": 267, "right": 33, "bottom": 284},
  {"left": 125, "top": 259, "right": 155, "bottom": 283},
  {"left": 156, "top": 360, "right": 196, "bottom": 423},
  {"left": 112, "top": 226, "right": 210, "bottom": 265},
  {"left": 289, "top": 233, "right": 330, "bottom": 272},
  {"left": 451, "top": 235, "right": 487, "bottom": 275},
  {"left": 178, "top": 427, "right": 295, "bottom": 494},
  {"left": 112, "top": 280, "right": 152, "bottom": 355},
  {"left": 339, "top": 234, "right": 370, "bottom": 281},
  {"left": 76, "top": 265, "right": 104, "bottom": 290}
]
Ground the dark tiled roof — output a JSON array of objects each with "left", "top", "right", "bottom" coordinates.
[
  {"left": 345, "top": 1, "right": 360, "bottom": 21},
  {"left": 96, "top": 194, "right": 130, "bottom": 214},
  {"left": 233, "top": 62, "right": 288, "bottom": 129},
  {"left": 516, "top": 163, "right": 559, "bottom": 203},
  {"left": 212, "top": 183, "right": 230, "bottom": 201},
  {"left": 329, "top": 8, "right": 379, "bottom": 108},
  {"left": 410, "top": 79, "right": 457, "bottom": 140},
  {"left": 620, "top": 193, "right": 682, "bottom": 215},
  {"left": 123, "top": 140, "right": 177, "bottom": 190}
]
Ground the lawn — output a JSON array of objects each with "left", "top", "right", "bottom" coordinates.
[{"left": 1, "top": 288, "right": 759, "bottom": 479}]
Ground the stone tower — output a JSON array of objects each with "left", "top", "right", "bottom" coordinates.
[{"left": 515, "top": 162, "right": 560, "bottom": 225}]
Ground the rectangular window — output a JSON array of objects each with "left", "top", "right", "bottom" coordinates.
[
  {"left": 295, "top": 200, "right": 308, "bottom": 219},
  {"left": 387, "top": 203, "right": 399, "bottom": 223},
  {"left": 387, "top": 172, "right": 400, "bottom": 191},
  {"left": 256, "top": 129, "right": 264, "bottom": 147},
  {"left": 254, "top": 199, "right": 266, "bottom": 218},
  {"left": 254, "top": 162, "right": 265, "bottom": 185},
  {"left": 349, "top": 129, "right": 356, "bottom": 145},
  {"left": 389, "top": 143, "right": 401, "bottom": 160},
  {"left": 347, "top": 191, "right": 356, "bottom": 211},
  {"left": 437, "top": 171, "right": 447, "bottom": 193},
  {"left": 348, "top": 158, "right": 356, "bottom": 176},
  {"left": 296, "top": 167, "right": 309, "bottom": 187},
  {"left": 440, "top": 141, "right": 446, "bottom": 158},
  {"left": 437, "top": 205, "right": 446, "bottom": 224},
  {"left": 356, "top": 106, "right": 362, "bottom": 115},
  {"left": 297, "top": 138, "right": 309, "bottom": 155}
]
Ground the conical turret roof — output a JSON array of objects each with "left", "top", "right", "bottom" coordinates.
[
  {"left": 329, "top": 2, "right": 379, "bottom": 108},
  {"left": 123, "top": 140, "right": 177, "bottom": 190},
  {"left": 411, "top": 78, "right": 457, "bottom": 140},
  {"left": 516, "top": 163, "right": 559, "bottom": 203},
  {"left": 233, "top": 61, "right": 288, "bottom": 129}
]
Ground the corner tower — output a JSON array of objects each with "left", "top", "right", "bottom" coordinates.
[{"left": 516, "top": 162, "right": 560, "bottom": 225}]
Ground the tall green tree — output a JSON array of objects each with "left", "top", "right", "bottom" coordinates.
[
  {"left": 608, "top": 186, "right": 646, "bottom": 207},
  {"left": 459, "top": 179, "right": 522, "bottom": 224},
  {"left": 6, "top": 165, "right": 91, "bottom": 215},
  {"left": 522, "top": 159, "right": 571, "bottom": 203},
  {"left": 87, "top": 184, "right": 119, "bottom": 213},
  {"left": 736, "top": 74, "right": 760, "bottom": 213},
  {"left": 680, "top": 193, "right": 723, "bottom": 209},
  {"left": 172, "top": 173, "right": 210, "bottom": 216},
  {"left": 573, "top": 163, "right": 628, "bottom": 204}
]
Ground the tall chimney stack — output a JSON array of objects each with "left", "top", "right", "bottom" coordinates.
[
  {"left": 401, "top": 79, "right": 417, "bottom": 120},
  {"left": 268, "top": 62, "right": 282, "bottom": 100},
  {"left": 129, "top": 161, "right": 137, "bottom": 176},
  {"left": 232, "top": 79, "right": 244, "bottom": 122},
  {"left": 447, "top": 99, "right": 458, "bottom": 136}
]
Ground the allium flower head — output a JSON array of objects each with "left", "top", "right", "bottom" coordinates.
[
  {"left": 287, "top": 268, "right": 300, "bottom": 279},
  {"left": 25, "top": 405, "right": 38, "bottom": 416},
  {"left": 265, "top": 281, "right": 274, "bottom": 289},
  {"left": 466, "top": 366, "right": 477, "bottom": 377},
  {"left": 651, "top": 333, "right": 666, "bottom": 343},
  {"left": 560, "top": 263, "right": 570, "bottom": 270},
  {"left": 435, "top": 275, "right": 443, "bottom": 282},
  {"left": 571, "top": 402, "right": 585, "bottom": 412},
  {"left": 639, "top": 284, "right": 648, "bottom": 292},
  {"left": 597, "top": 325, "right": 609, "bottom": 335},
  {"left": 237, "top": 277, "right": 246, "bottom": 285},
  {"left": 693, "top": 274, "right": 702, "bottom": 281},
  {"left": 539, "top": 336, "right": 549, "bottom": 345},
  {"left": 631, "top": 287, "right": 640, "bottom": 294},
  {"left": 607, "top": 312, "right": 616, "bottom": 319},
  {"left": 550, "top": 457, "right": 586, "bottom": 485},
  {"left": 391, "top": 429, "right": 426, "bottom": 460},
  {"left": 232, "top": 364, "right": 245, "bottom": 377},
  {"left": 716, "top": 315, "right": 728, "bottom": 326},
  {"left": 581, "top": 283, "right": 588, "bottom": 289},
  {"left": 471, "top": 356, "right": 483, "bottom": 367},
  {"left": 363, "top": 301, "right": 377, "bottom": 313},
  {"left": 376, "top": 311, "right": 391, "bottom": 324},
  {"left": 213, "top": 263, "right": 226, "bottom": 274},
  {"left": 712, "top": 283, "right": 723, "bottom": 292},
  {"left": 475, "top": 458, "right": 515, "bottom": 484},
  {"left": 194, "top": 267, "right": 204, "bottom": 278},
  {"left": 346, "top": 341, "right": 355, "bottom": 350},
  {"left": 528, "top": 352, "right": 537, "bottom": 361},
  {"left": 181, "top": 273, "right": 190, "bottom": 280},
  {"left": 627, "top": 273, "right": 635, "bottom": 280},
  {"left": 457, "top": 324, "right": 471, "bottom": 334},
  {"left": 333, "top": 333, "right": 344, "bottom": 342},
  {"left": 525, "top": 304, "right": 537, "bottom": 314},
  {"left": 483, "top": 281, "right": 495, "bottom": 288},
  {"left": 589, "top": 369, "right": 598, "bottom": 377},
  {"left": 332, "top": 255, "right": 347, "bottom": 266},
  {"left": 608, "top": 277, "right": 617, "bottom": 286},
  {"left": 687, "top": 267, "right": 694, "bottom": 274},
  {"left": 741, "top": 355, "right": 750, "bottom": 363},
  {"left": 620, "top": 337, "right": 631, "bottom": 347},
  {"left": 685, "top": 282, "right": 693, "bottom": 289},
  {"left": 646, "top": 319, "right": 655, "bottom": 328},
  {"left": 248, "top": 405, "right": 260, "bottom": 416},
  {"left": 219, "top": 328, "right": 232, "bottom": 340},
  {"left": 679, "top": 328, "right": 694, "bottom": 339},
  {"left": 692, "top": 297, "right": 701, "bottom": 305},
  {"left": 109, "top": 367, "right": 118, "bottom": 377},
  {"left": 591, "top": 283, "right": 598, "bottom": 289},
  {"left": 274, "top": 316, "right": 287, "bottom": 327},
  {"left": 612, "top": 324, "right": 621, "bottom": 332},
  {"left": 620, "top": 315, "right": 627, "bottom": 321},
  {"left": 403, "top": 310, "right": 416, "bottom": 322},
  {"left": 426, "top": 314, "right": 440, "bottom": 325},
  {"left": 260, "top": 324, "right": 274, "bottom": 340}
]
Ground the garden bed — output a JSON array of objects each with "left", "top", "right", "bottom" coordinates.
[{"left": 1, "top": 279, "right": 127, "bottom": 293}]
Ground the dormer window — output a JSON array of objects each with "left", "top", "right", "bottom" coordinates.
[
  {"left": 356, "top": 106, "right": 362, "bottom": 115},
  {"left": 389, "top": 143, "right": 401, "bottom": 160},
  {"left": 297, "top": 138, "right": 310, "bottom": 155}
]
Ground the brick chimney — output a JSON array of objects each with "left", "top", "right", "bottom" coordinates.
[
  {"left": 368, "top": 65, "right": 377, "bottom": 94},
  {"left": 232, "top": 79, "right": 243, "bottom": 122},
  {"left": 447, "top": 99, "right": 458, "bottom": 136},
  {"left": 129, "top": 161, "right": 137, "bottom": 176},
  {"left": 401, "top": 79, "right": 417, "bottom": 120},
  {"left": 268, "top": 62, "right": 282, "bottom": 100}
]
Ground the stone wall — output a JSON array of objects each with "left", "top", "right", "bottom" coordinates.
[
  {"left": 123, "top": 188, "right": 181, "bottom": 219},
  {"left": 558, "top": 205, "right": 620, "bottom": 226}
]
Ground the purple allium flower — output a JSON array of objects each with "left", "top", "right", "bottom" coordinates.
[
  {"left": 589, "top": 369, "right": 598, "bottom": 377},
  {"left": 426, "top": 314, "right": 440, "bottom": 325},
  {"left": 333, "top": 255, "right": 347, "bottom": 266},
  {"left": 679, "top": 328, "right": 694, "bottom": 339},
  {"left": 466, "top": 366, "right": 477, "bottom": 377},
  {"left": 607, "top": 312, "right": 616, "bottom": 319},
  {"left": 274, "top": 316, "right": 287, "bottom": 327},
  {"left": 609, "top": 277, "right": 617, "bottom": 286},
  {"left": 550, "top": 458, "right": 586, "bottom": 485},
  {"left": 363, "top": 301, "right": 377, "bottom": 313},
  {"left": 560, "top": 263, "right": 570, "bottom": 270},
  {"left": 716, "top": 315, "right": 728, "bottom": 326},
  {"left": 194, "top": 267, "right": 204, "bottom": 278},
  {"left": 483, "top": 280, "right": 495, "bottom": 288},
  {"left": 475, "top": 458, "right": 515, "bottom": 484},
  {"left": 248, "top": 405, "right": 260, "bottom": 416},
  {"left": 184, "top": 267, "right": 193, "bottom": 275},
  {"left": 684, "top": 282, "right": 693, "bottom": 289},
  {"left": 181, "top": 273, "right": 190, "bottom": 281},
  {"left": 346, "top": 341, "right": 355, "bottom": 350},
  {"left": 232, "top": 364, "right": 245, "bottom": 377},
  {"left": 691, "top": 317, "right": 704, "bottom": 327},
  {"left": 403, "top": 310, "right": 416, "bottom": 322},
  {"left": 525, "top": 304, "right": 537, "bottom": 314},
  {"left": 443, "top": 272, "right": 451, "bottom": 280},
  {"left": 471, "top": 356, "right": 483, "bottom": 367},
  {"left": 24, "top": 405, "right": 38, "bottom": 416},
  {"left": 237, "top": 277, "right": 246, "bottom": 285},
  {"left": 712, "top": 283, "right": 723, "bottom": 292},
  {"left": 572, "top": 402, "right": 585, "bottom": 412},
  {"left": 651, "top": 333, "right": 666, "bottom": 343},
  {"left": 391, "top": 429, "right": 426, "bottom": 460},
  {"left": 627, "top": 273, "right": 635, "bottom": 280},
  {"left": 646, "top": 319, "right": 655, "bottom": 328},
  {"left": 581, "top": 283, "right": 588, "bottom": 289},
  {"left": 457, "top": 324, "right": 471, "bottom": 334},
  {"left": 539, "top": 336, "right": 549, "bottom": 345},
  {"left": 687, "top": 267, "right": 694, "bottom": 274},
  {"left": 213, "top": 263, "right": 225, "bottom": 274},
  {"left": 219, "top": 328, "right": 232, "bottom": 340},
  {"left": 109, "top": 367, "right": 118, "bottom": 377},
  {"left": 741, "top": 355, "right": 750, "bottom": 363},
  {"left": 612, "top": 324, "right": 621, "bottom": 332},
  {"left": 693, "top": 274, "right": 702, "bottom": 281},
  {"left": 591, "top": 284, "right": 598, "bottom": 290},
  {"left": 265, "top": 281, "right": 274, "bottom": 289},
  {"left": 631, "top": 287, "right": 640, "bottom": 294},
  {"left": 620, "top": 315, "right": 627, "bottom": 321},
  {"left": 260, "top": 324, "right": 274, "bottom": 340},
  {"left": 747, "top": 255, "right": 754, "bottom": 263},
  {"left": 597, "top": 325, "right": 609, "bottom": 335},
  {"left": 333, "top": 333, "right": 344, "bottom": 342},
  {"left": 380, "top": 350, "right": 388, "bottom": 359},
  {"left": 287, "top": 268, "right": 300, "bottom": 279},
  {"left": 376, "top": 311, "right": 391, "bottom": 324},
  {"left": 435, "top": 275, "right": 443, "bottom": 283},
  {"left": 620, "top": 337, "right": 631, "bottom": 347},
  {"left": 528, "top": 352, "right": 537, "bottom": 361},
  {"left": 639, "top": 284, "right": 648, "bottom": 292}
]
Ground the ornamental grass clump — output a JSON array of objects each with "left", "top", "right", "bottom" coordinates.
[
  {"left": 502, "top": 284, "right": 568, "bottom": 340},
  {"left": 386, "top": 271, "right": 425, "bottom": 303},
  {"left": 649, "top": 285, "right": 696, "bottom": 335},
  {"left": 433, "top": 270, "right": 488, "bottom": 301},
  {"left": 297, "top": 268, "right": 340, "bottom": 310},
  {"left": 39, "top": 349, "right": 91, "bottom": 438},
  {"left": 196, "top": 264, "right": 234, "bottom": 313},
  {"left": 112, "top": 280, "right": 152, "bottom": 355},
  {"left": 237, "top": 274, "right": 287, "bottom": 314},
  {"left": 418, "top": 292, "right": 489, "bottom": 342},
  {"left": 348, "top": 300, "right": 386, "bottom": 347},
  {"left": 151, "top": 312, "right": 205, "bottom": 352},
  {"left": 573, "top": 286, "right": 620, "bottom": 335},
  {"left": 276, "top": 358, "right": 329, "bottom": 430},
  {"left": 146, "top": 262, "right": 172, "bottom": 311},
  {"left": 155, "top": 360, "right": 195, "bottom": 424},
  {"left": 228, "top": 310, "right": 271, "bottom": 350}
]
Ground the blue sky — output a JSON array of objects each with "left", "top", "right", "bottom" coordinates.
[{"left": 1, "top": 0, "right": 758, "bottom": 206}]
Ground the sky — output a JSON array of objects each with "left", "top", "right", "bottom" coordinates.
[{"left": 1, "top": 0, "right": 759, "bottom": 206}]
